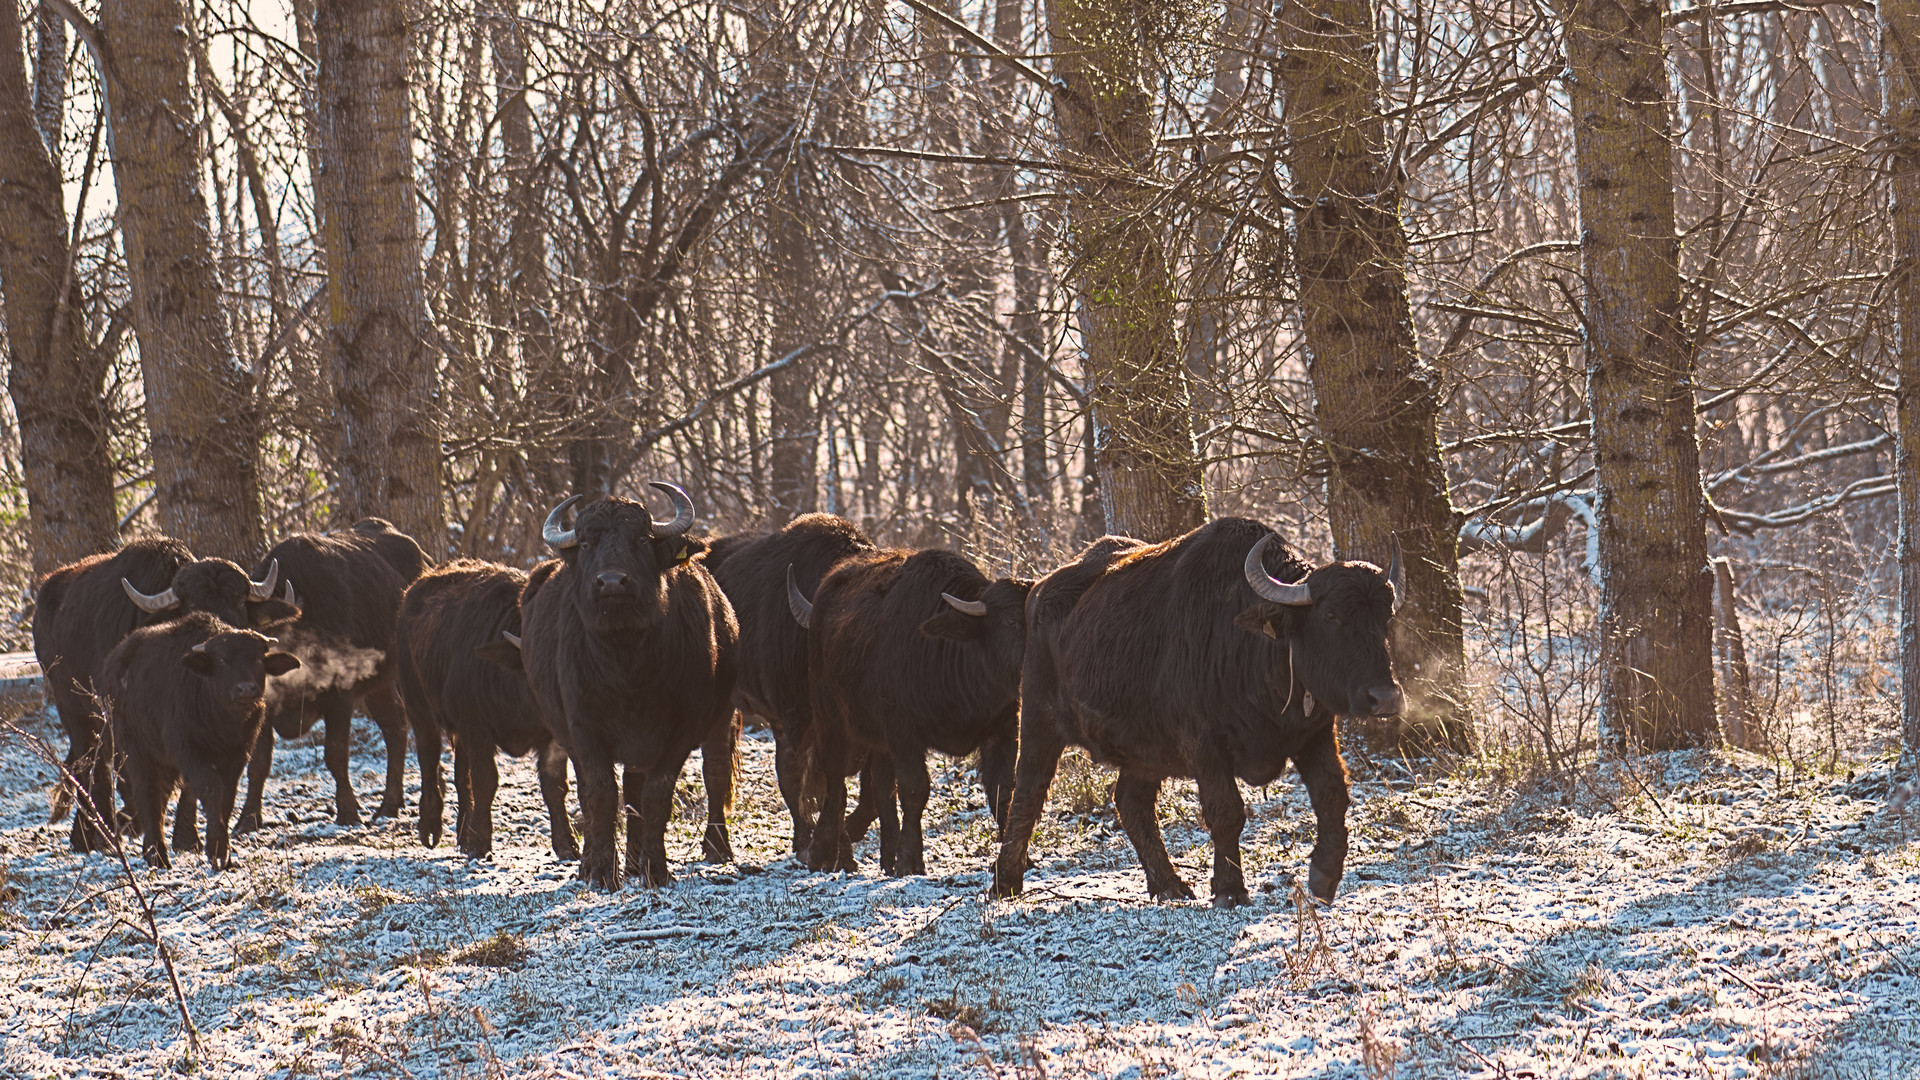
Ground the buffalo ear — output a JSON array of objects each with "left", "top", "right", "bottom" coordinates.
[
  {"left": 263, "top": 652, "right": 302, "bottom": 677},
  {"left": 658, "top": 535, "right": 707, "bottom": 566},
  {"left": 248, "top": 597, "right": 302, "bottom": 630},
  {"left": 474, "top": 640, "right": 524, "bottom": 670},
  {"left": 1233, "top": 602, "right": 1290, "bottom": 639},
  {"left": 182, "top": 649, "right": 216, "bottom": 676},
  {"left": 920, "top": 608, "right": 985, "bottom": 643}
]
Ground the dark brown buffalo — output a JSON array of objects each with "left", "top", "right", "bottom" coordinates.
[
  {"left": 991, "top": 517, "right": 1405, "bottom": 906},
  {"left": 239, "top": 519, "right": 427, "bottom": 831},
  {"left": 33, "top": 541, "right": 295, "bottom": 851},
  {"left": 519, "top": 485, "right": 738, "bottom": 890},
  {"left": 100, "top": 611, "right": 300, "bottom": 869},
  {"left": 397, "top": 559, "right": 575, "bottom": 861},
  {"left": 789, "top": 547, "right": 1032, "bottom": 876},
  {"left": 705, "top": 514, "right": 878, "bottom": 856}
]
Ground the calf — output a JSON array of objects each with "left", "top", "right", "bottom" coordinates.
[
  {"left": 240, "top": 518, "right": 427, "bottom": 830},
  {"left": 789, "top": 548, "right": 1032, "bottom": 875},
  {"left": 397, "top": 560, "right": 575, "bottom": 860},
  {"left": 519, "top": 485, "right": 738, "bottom": 890},
  {"left": 991, "top": 518, "right": 1405, "bottom": 906},
  {"left": 100, "top": 611, "right": 300, "bottom": 869},
  {"left": 34, "top": 541, "right": 294, "bottom": 851}
]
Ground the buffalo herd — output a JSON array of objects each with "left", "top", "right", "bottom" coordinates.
[{"left": 30, "top": 487, "right": 1407, "bottom": 906}]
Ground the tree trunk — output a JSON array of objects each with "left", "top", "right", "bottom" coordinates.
[
  {"left": 1045, "top": 0, "right": 1206, "bottom": 543},
  {"left": 312, "top": 0, "right": 443, "bottom": 551},
  {"left": 1886, "top": 0, "right": 1920, "bottom": 779},
  {"left": 1558, "top": 0, "right": 1716, "bottom": 750},
  {"left": 0, "top": 0, "right": 115, "bottom": 574},
  {"left": 99, "top": 0, "right": 261, "bottom": 561},
  {"left": 1275, "top": 0, "right": 1470, "bottom": 749}
]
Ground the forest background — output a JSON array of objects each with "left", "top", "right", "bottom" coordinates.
[{"left": 0, "top": 0, "right": 1914, "bottom": 779}]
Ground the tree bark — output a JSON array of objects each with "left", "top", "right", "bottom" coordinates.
[
  {"left": 0, "top": 0, "right": 115, "bottom": 574},
  {"left": 1557, "top": 0, "right": 1716, "bottom": 750},
  {"left": 99, "top": 0, "right": 261, "bottom": 560},
  {"left": 763, "top": 172, "right": 818, "bottom": 529},
  {"left": 312, "top": 0, "right": 443, "bottom": 550},
  {"left": 1886, "top": 0, "right": 1920, "bottom": 779},
  {"left": 1045, "top": 0, "right": 1206, "bottom": 543},
  {"left": 1275, "top": 0, "right": 1471, "bottom": 748}
]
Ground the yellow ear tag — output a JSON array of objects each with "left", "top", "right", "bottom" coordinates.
[
  {"left": 677, "top": 546, "right": 690, "bottom": 564},
  {"left": 1262, "top": 621, "right": 1276, "bottom": 639}
]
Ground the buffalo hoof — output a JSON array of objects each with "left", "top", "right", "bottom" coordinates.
[
  {"left": 334, "top": 807, "right": 362, "bottom": 827},
  {"left": 144, "top": 847, "right": 171, "bottom": 871},
  {"left": 578, "top": 857, "right": 621, "bottom": 892},
  {"left": 420, "top": 822, "right": 442, "bottom": 848},
  {"left": 1211, "top": 891, "right": 1251, "bottom": 909},
  {"left": 375, "top": 799, "right": 403, "bottom": 821},
  {"left": 790, "top": 827, "right": 813, "bottom": 859},
  {"left": 552, "top": 838, "right": 581, "bottom": 863},
  {"left": 1148, "top": 877, "right": 1196, "bottom": 902},
  {"left": 173, "top": 828, "right": 201, "bottom": 854},
  {"left": 701, "top": 824, "right": 734, "bottom": 864},
  {"left": 460, "top": 843, "right": 493, "bottom": 861},
  {"left": 1307, "top": 864, "right": 1341, "bottom": 902},
  {"left": 989, "top": 862, "right": 1024, "bottom": 899},
  {"left": 233, "top": 810, "right": 263, "bottom": 835}
]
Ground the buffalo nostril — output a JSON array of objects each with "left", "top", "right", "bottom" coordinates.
[
  {"left": 596, "top": 571, "right": 630, "bottom": 590},
  {"left": 234, "top": 683, "right": 260, "bottom": 700},
  {"left": 1370, "top": 685, "right": 1406, "bottom": 717}
]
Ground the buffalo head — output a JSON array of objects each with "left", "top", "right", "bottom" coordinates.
[
  {"left": 541, "top": 483, "right": 700, "bottom": 634},
  {"left": 182, "top": 629, "right": 301, "bottom": 712},
  {"left": 919, "top": 575, "right": 1036, "bottom": 697},
  {"left": 1235, "top": 535, "right": 1405, "bottom": 718},
  {"left": 123, "top": 558, "right": 301, "bottom": 631}
]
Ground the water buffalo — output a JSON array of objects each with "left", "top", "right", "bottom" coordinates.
[
  {"left": 788, "top": 547, "right": 1033, "bottom": 875},
  {"left": 33, "top": 541, "right": 294, "bottom": 851},
  {"left": 706, "top": 514, "right": 880, "bottom": 856},
  {"left": 100, "top": 611, "right": 300, "bottom": 869},
  {"left": 238, "top": 518, "right": 427, "bottom": 831},
  {"left": 519, "top": 485, "right": 738, "bottom": 890},
  {"left": 991, "top": 517, "right": 1405, "bottom": 906},
  {"left": 397, "top": 559, "right": 575, "bottom": 861}
]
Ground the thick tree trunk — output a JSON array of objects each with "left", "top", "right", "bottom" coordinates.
[
  {"left": 1276, "top": 0, "right": 1470, "bottom": 749},
  {"left": 99, "top": 0, "right": 261, "bottom": 560},
  {"left": 1046, "top": 0, "right": 1206, "bottom": 543},
  {"left": 1886, "top": 0, "right": 1920, "bottom": 779},
  {"left": 0, "top": 0, "right": 115, "bottom": 573},
  {"left": 764, "top": 177, "right": 818, "bottom": 529},
  {"left": 312, "top": 0, "right": 443, "bottom": 550},
  {"left": 1558, "top": 0, "right": 1716, "bottom": 750}
]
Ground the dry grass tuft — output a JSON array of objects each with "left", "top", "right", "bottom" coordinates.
[{"left": 453, "top": 931, "right": 531, "bottom": 968}]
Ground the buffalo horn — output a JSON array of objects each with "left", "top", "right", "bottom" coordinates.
[
  {"left": 1386, "top": 536, "right": 1406, "bottom": 614},
  {"left": 281, "top": 580, "right": 300, "bottom": 609},
  {"left": 503, "top": 631, "right": 522, "bottom": 649},
  {"left": 190, "top": 642, "right": 209, "bottom": 653},
  {"left": 543, "top": 494, "right": 585, "bottom": 549},
  {"left": 941, "top": 593, "right": 988, "bottom": 616},
  {"left": 121, "top": 578, "right": 180, "bottom": 613},
  {"left": 786, "top": 565, "right": 813, "bottom": 629},
  {"left": 1243, "top": 536, "right": 1313, "bottom": 607},
  {"left": 648, "top": 481, "right": 696, "bottom": 537},
  {"left": 249, "top": 558, "right": 280, "bottom": 600}
]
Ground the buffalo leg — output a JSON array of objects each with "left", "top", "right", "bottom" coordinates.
[
  {"left": 1115, "top": 772, "right": 1192, "bottom": 902},
  {"left": 201, "top": 774, "right": 238, "bottom": 872},
  {"left": 365, "top": 688, "right": 408, "bottom": 820},
  {"left": 804, "top": 720, "right": 856, "bottom": 873},
  {"left": 415, "top": 709, "right": 446, "bottom": 848},
  {"left": 635, "top": 768, "right": 678, "bottom": 888},
  {"left": 978, "top": 730, "right": 1017, "bottom": 837},
  {"left": 575, "top": 750, "right": 621, "bottom": 890},
  {"left": 236, "top": 724, "right": 275, "bottom": 834},
  {"left": 537, "top": 742, "right": 578, "bottom": 862},
  {"left": 73, "top": 726, "right": 118, "bottom": 854},
  {"left": 1293, "top": 725, "right": 1351, "bottom": 902},
  {"left": 990, "top": 706, "right": 1067, "bottom": 899},
  {"left": 865, "top": 754, "right": 898, "bottom": 874},
  {"left": 319, "top": 691, "right": 363, "bottom": 825},
  {"left": 892, "top": 748, "right": 931, "bottom": 877},
  {"left": 466, "top": 743, "right": 498, "bottom": 859},
  {"left": 171, "top": 791, "right": 200, "bottom": 854},
  {"left": 1196, "top": 766, "right": 1249, "bottom": 907},
  {"left": 128, "top": 762, "right": 171, "bottom": 870},
  {"left": 772, "top": 716, "right": 813, "bottom": 856},
  {"left": 699, "top": 714, "right": 736, "bottom": 863},
  {"left": 622, "top": 765, "right": 646, "bottom": 878}
]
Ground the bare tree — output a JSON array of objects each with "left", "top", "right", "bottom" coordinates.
[
  {"left": 1886, "top": 0, "right": 1920, "bottom": 777},
  {"left": 0, "top": 0, "right": 114, "bottom": 573},
  {"left": 1556, "top": 0, "right": 1715, "bottom": 749}
]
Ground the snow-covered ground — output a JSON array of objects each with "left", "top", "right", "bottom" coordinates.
[{"left": 0, "top": 701, "right": 1916, "bottom": 1078}]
